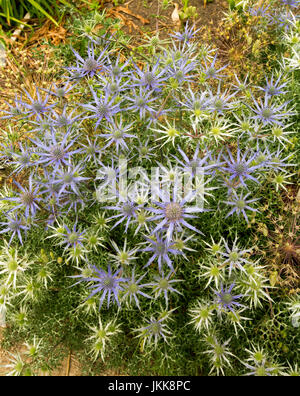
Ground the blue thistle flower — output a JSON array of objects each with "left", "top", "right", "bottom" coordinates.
[
  {"left": 167, "top": 56, "right": 197, "bottom": 84},
  {"left": 16, "top": 87, "right": 56, "bottom": 120},
  {"left": 222, "top": 146, "right": 262, "bottom": 188},
  {"left": 81, "top": 86, "right": 122, "bottom": 127},
  {"left": 268, "top": 146, "right": 295, "bottom": 172},
  {"left": 27, "top": 114, "right": 54, "bottom": 135},
  {"left": 248, "top": 4, "right": 271, "bottom": 19},
  {"left": 105, "top": 54, "right": 131, "bottom": 79},
  {"left": 225, "top": 191, "right": 259, "bottom": 223},
  {"left": 125, "top": 87, "right": 157, "bottom": 119},
  {"left": 131, "top": 58, "right": 168, "bottom": 91},
  {"left": 84, "top": 265, "right": 128, "bottom": 309},
  {"left": 214, "top": 283, "right": 243, "bottom": 314},
  {"left": 166, "top": 40, "right": 197, "bottom": 62},
  {"left": 249, "top": 93, "right": 293, "bottom": 125},
  {"left": 4, "top": 176, "right": 41, "bottom": 218},
  {"left": 68, "top": 42, "right": 108, "bottom": 78},
  {"left": 31, "top": 128, "right": 82, "bottom": 170},
  {"left": 100, "top": 75, "right": 130, "bottom": 96},
  {"left": 97, "top": 117, "right": 136, "bottom": 152},
  {"left": 201, "top": 53, "right": 227, "bottom": 81},
  {"left": 51, "top": 106, "right": 81, "bottom": 128},
  {"left": 207, "top": 85, "right": 237, "bottom": 114},
  {"left": 177, "top": 88, "right": 209, "bottom": 117},
  {"left": 231, "top": 73, "right": 250, "bottom": 93},
  {"left": 80, "top": 137, "right": 102, "bottom": 164},
  {"left": 60, "top": 223, "right": 85, "bottom": 249},
  {"left": 170, "top": 23, "right": 200, "bottom": 43},
  {"left": 252, "top": 143, "right": 273, "bottom": 167},
  {"left": 172, "top": 145, "right": 215, "bottom": 177},
  {"left": 41, "top": 82, "right": 77, "bottom": 98},
  {"left": 147, "top": 182, "right": 207, "bottom": 241},
  {"left": 0, "top": 214, "right": 29, "bottom": 245},
  {"left": 142, "top": 232, "right": 182, "bottom": 273},
  {"left": 0, "top": 94, "right": 25, "bottom": 120},
  {"left": 38, "top": 169, "right": 62, "bottom": 203},
  {"left": 104, "top": 199, "right": 139, "bottom": 232},
  {"left": 61, "top": 192, "right": 85, "bottom": 214},
  {"left": 11, "top": 144, "right": 35, "bottom": 174},
  {"left": 257, "top": 74, "right": 288, "bottom": 97},
  {"left": 52, "top": 163, "right": 88, "bottom": 196}
]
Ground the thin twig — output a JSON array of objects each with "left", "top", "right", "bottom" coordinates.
[{"left": 66, "top": 350, "right": 72, "bottom": 376}]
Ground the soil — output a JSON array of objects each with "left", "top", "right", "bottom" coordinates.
[
  {"left": 0, "top": 328, "right": 78, "bottom": 376},
  {"left": 0, "top": 327, "right": 123, "bottom": 376},
  {"left": 103, "top": 0, "right": 229, "bottom": 41}
]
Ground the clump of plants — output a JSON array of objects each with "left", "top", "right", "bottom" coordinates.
[{"left": 0, "top": 0, "right": 299, "bottom": 376}]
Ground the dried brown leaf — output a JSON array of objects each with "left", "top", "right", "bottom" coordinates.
[{"left": 114, "top": 6, "right": 150, "bottom": 25}]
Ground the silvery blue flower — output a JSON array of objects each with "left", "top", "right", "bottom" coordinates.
[
  {"left": 4, "top": 176, "right": 41, "bottom": 218},
  {"left": 80, "top": 86, "right": 122, "bottom": 127},
  {"left": 249, "top": 93, "right": 293, "bottom": 125},
  {"left": 147, "top": 182, "right": 207, "bottom": 242},
  {"left": 67, "top": 42, "right": 109, "bottom": 78},
  {"left": 225, "top": 191, "right": 259, "bottom": 223},
  {"left": 142, "top": 232, "right": 182, "bottom": 273},
  {"left": 16, "top": 86, "right": 56, "bottom": 120},
  {"left": 31, "top": 128, "right": 82, "bottom": 171},
  {"left": 84, "top": 265, "right": 128, "bottom": 309},
  {"left": 201, "top": 53, "right": 227, "bottom": 81},
  {"left": 222, "top": 146, "right": 262, "bottom": 188},
  {"left": 0, "top": 214, "right": 29, "bottom": 245},
  {"left": 214, "top": 283, "right": 243, "bottom": 314}
]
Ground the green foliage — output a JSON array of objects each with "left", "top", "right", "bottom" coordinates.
[{"left": 0, "top": 0, "right": 74, "bottom": 28}]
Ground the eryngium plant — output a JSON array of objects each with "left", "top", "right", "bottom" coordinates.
[{"left": 0, "top": 0, "right": 299, "bottom": 376}]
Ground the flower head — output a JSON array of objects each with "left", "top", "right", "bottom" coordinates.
[
  {"left": 97, "top": 117, "right": 135, "bottom": 152},
  {"left": 250, "top": 94, "right": 293, "bottom": 125},
  {"left": 104, "top": 199, "right": 139, "bottom": 232},
  {"left": 170, "top": 23, "right": 200, "bottom": 43},
  {"left": 81, "top": 86, "right": 121, "bottom": 127},
  {"left": 222, "top": 146, "right": 261, "bottom": 188},
  {"left": 0, "top": 214, "right": 29, "bottom": 245},
  {"left": 147, "top": 183, "right": 206, "bottom": 242},
  {"left": 134, "top": 313, "right": 173, "bottom": 350},
  {"left": 123, "top": 268, "right": 152, "bottom": 309},
  {"left": 201, "top": 53, "right": 227, "bottom": 81},
  {"left": 16, "top": 87, "right": 56, "bottom": 120},
  {"left": 82, "top": 265, "right": 128, "bottom": 309},
  {"left": 142, "top": 233, "right": 181, "bottom": 273},
  {"left": 149, "top": 270, "right": 182, "bottom": 306},
  {"left": 225, "top": 191, "right": 259, "bottom": 223},
  {"left": 131, "top": 58, "right": 168, "bottom": 91},
  {"left": 31, "top": 128, "right": 82, "bottom": 170},
  {"left": 68, "top": 42, "right": 108, "bottom": 78},
  {"left": 5, "top": 177, "right": 41, "bottom": 218},
  {"left": 257, "top": 73, "right": 288, "bottom": 97},
  {"left": 214, "top": 283, "right": 243, "bottom": 315},
  {"left": 220, "top": 237, "right": 252, "bottom": 275}
]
